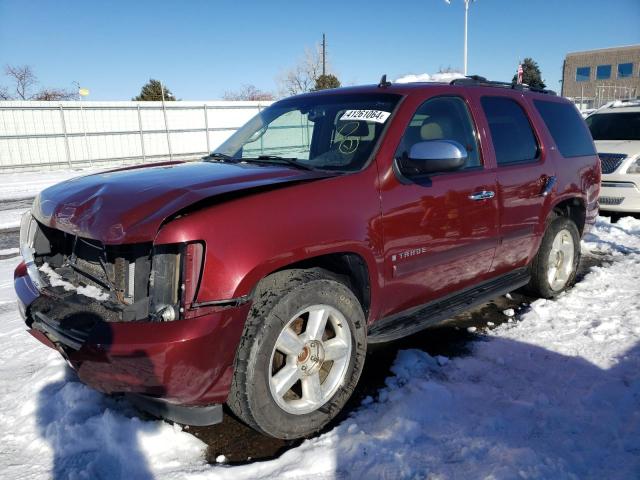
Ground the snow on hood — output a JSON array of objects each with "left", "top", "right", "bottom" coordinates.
[
  {"left": 395, "top": 71, "right": 465, "bottom": 84},
  {"left": 31, "top": 161, "right": 332, "bottom": 244}
]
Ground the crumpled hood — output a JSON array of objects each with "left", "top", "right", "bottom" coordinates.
[{"left": 32, "top": 161, "right": 331, "bottom": 244}]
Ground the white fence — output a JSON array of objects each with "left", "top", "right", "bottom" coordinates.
[{"left": 0, "top": 100, "right": 272, "bottom": 171}]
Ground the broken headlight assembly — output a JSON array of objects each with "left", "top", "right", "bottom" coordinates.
[{"left": 149, "top": 242, "right": 204, "bottom": 322}]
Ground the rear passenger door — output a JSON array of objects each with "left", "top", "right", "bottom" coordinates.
[{"left": 479, "top": 95, "right": 556, "bottom": 273}]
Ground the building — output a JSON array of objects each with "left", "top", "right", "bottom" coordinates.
[{"left": 562, "top": 45, "right": 640, "bottom": 109}]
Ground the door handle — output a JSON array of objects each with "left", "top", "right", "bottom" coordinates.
[
  {"left": 469, "top": 190, "right": 495, "bottom": 201},
  {"left": 540, "top": 175, "right": 557, "bottom": 197}
]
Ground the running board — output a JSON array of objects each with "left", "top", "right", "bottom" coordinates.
[{"left": 368, "top": 268, "right": 530, "bottom": 343}]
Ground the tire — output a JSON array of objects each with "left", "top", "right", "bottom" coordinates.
[
  {"left": 527, "top": 216, "right": 581, "bottom": 298},
  {"left": 227, "top": 268, "right": 367, "bottom": 439}
]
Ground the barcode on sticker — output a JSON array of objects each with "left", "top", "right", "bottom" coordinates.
[{"left": 340, "top": 110, "right": 390, "bottom": 124}]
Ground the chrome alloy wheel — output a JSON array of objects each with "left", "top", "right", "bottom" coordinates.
[
  {"left": 546, "top": 229, "right": 575, "bottom": 291},
  {"left": 268, "top": 305, "right": 353, "bottom": 415}
]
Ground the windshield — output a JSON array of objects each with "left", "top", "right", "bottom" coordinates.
[
  {"left": 213, "top": 93, "right": 401, "bottom": 171},
  {"left": 586, "top": 112, "right": 640, "bottom": 141}
]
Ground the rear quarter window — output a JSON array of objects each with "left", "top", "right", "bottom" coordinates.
[{"left": 533, "top": 100, "right": 596, "bottom": 157}]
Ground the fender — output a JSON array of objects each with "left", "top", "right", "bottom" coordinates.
[{"left": 154, "top": 167, "right": 386, "bottom": 320}]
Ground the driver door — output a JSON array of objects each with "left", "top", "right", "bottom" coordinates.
[{"left": 379, "top": 95, "right": 499, "bottom": 317}]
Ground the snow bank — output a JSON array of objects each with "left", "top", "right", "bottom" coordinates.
[
  {"left": 395, "top": 71, "right": 465, "bottom": 84},
  {"left": 1, "top": 217, "right": 639, "bottom": 479}
]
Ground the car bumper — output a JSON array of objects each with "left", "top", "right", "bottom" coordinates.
[
  {"left": 14, "top": 261, "right": 249, "bottom": 424},
  {"left": 599, "top": 177, "right": 640, "bottom": 213}
]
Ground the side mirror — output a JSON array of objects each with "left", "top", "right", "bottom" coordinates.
[{"left": 405, "top": 140, "right": 467, "bottom": 174}]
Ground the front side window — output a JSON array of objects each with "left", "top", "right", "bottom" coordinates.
[
  {"left": 214, "top": 93, "right": 401, "bottom": 172},
  {"left": 596, "top": 64, "right": 611, "bottom": 80},
  {"left": 576, "top": 66, "right": 591, "bottom": 82},
  {"left": 394, "top": 96, "right": 480, "bottom": 170},
  {"left": 586, "top": 112, "right": 640, "bottom": 141},
  {"left": 618, "top": 63, "right": 634, "bottom": 78},
  {"left": 481, "top": 96, "right": 539, "bottom": 165}
]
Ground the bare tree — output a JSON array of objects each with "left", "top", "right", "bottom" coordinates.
[
  {"left": 33, "top": 88, "right": 77, "bottom": 101},
  {"left": 2, "top": 64, "right": 77, "bottom": 100},
  {"left": 223, "top": 84, "right": 274, "bottom": 101},
  {"left": 277, "top": 44, "right": 327, "bottom": 97},
  {"left": 5, "top": 65, "right": 38, "bottom": 99}
]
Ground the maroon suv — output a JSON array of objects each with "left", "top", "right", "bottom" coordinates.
[{"left": 15, "top": 76, "right": 600, "bottom": 439}]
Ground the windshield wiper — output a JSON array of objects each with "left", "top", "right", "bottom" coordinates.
[
  {"left": 244, "top": 155, "right": 314, "bottom": 171},
  {"left": 203, "top": 152, "right": 239, "bottom": 163}
]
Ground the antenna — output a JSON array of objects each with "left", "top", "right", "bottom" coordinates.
[{"left": 378, "top": 74, "right": 392, "bottom": 88}]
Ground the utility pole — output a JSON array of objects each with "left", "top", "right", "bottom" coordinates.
[{"left": 322, "top": 33, "right": 326, "bottom": 76}]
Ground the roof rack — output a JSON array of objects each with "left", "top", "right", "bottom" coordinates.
[{"left": 450, "top": 75, "right": 557, "bottom": 96}]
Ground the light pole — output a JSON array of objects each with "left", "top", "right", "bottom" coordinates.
[
  {"left": 73, "top": 81, "right": 92, "bottom": 166},
  {"left": 445, "top": 0, "right": 475, "bottom": 76}
]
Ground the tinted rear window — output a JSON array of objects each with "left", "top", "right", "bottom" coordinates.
[
  {"left": 534, "top": 100, "right": 596, "bottom": 157},
  {"left": 586, "top": 112, "right": 640, "bottom": 141},
  {"left": 481, "top": 96, "right": 539, "bottom": 165}
]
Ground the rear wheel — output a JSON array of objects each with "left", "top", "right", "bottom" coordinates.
[
  {"left": 228, "top": 268, "right": 367, "bottom": 439},
  {"left": 527, "top": 216, "right": 580, "bottom": 298}
]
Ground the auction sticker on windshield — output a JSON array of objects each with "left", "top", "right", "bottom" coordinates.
[{"left": 340, "top": 110, "right": 390, "bottom": 124}]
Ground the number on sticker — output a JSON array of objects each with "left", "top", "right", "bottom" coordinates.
[{"left": 340, "top": 110, "right": 390, "bottom": 124}]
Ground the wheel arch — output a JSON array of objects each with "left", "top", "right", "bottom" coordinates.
[
  {"left": 549, "top": 195, "right": 587, "bottom": 235},
  {"left": 246, "top": 251, "right": 374, "bottom": 321}
]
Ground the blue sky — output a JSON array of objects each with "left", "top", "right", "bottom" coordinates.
[{"left": 0, "top": 0, "right": 638, "bottom": 100}]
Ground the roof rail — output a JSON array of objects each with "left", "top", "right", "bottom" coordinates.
[{"left": 450, "top": 75, "right": 557, "bottom": 96}]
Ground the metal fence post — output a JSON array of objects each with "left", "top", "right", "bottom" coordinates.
[
  {"left": 79, "top": 99, "right": 92, "bottom": 166},
  {"left": 203, "top": 104, "right": 210, "bottom": 153},
  {"left": 137, "top": 104, "right": 146, "bottom": 163},
  {"left": 59, "top": 104, "right": 72, "bottom": 168},
  {"left": 160, "top": 81, "right": 173, "bottom": 161}
]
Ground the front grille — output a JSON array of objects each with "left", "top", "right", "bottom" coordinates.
[
  {"left": 599, "top": 196, "right": 624, "bottom": 206},
  {"left": 28, "top": 219, "right": 153, "bottom": 321},
  {"left": 599, "top": 153, "right": 627, "bottom": 174}
]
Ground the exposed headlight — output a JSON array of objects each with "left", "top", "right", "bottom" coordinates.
[
  {"left": 626, "top": 157, "right": 640, "bottom": 174},
  {"left": 149, "top": 242, "right": 204, "bottom": 321}
]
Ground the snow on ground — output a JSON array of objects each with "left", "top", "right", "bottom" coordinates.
[
  {"left": 0, "top": 169, "right": 98, "bottom": 202},
  {"left": 0, "top": 218, "right": 639, "bottom": 479},
  {"left": 0, "top": 168, "right": 102, "bottom": 231},
  {"left": 0, "top": 207, "right": 26, "bottom": 231},
  {"left": 395, "top": 71, "right": 465, "bottom": 84}
]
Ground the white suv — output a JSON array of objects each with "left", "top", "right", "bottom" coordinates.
[{"left": 586, "top": 101, "right": 640, "bottom": 221}]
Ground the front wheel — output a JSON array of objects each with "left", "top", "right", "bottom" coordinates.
[
  {"left": 228, "top": 268, "right": 367, "bottom": 439},
  {"left": 527, "top": 216, "right": 580, "bottom": 298}
]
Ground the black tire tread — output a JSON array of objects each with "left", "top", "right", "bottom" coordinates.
[
  {"left": 227, "top": 268, "right": 357, "bottom": 437},
  {"left": 527, "top": 215, "right": 580, "bottom": 298}
]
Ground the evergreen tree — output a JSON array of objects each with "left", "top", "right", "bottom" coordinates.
[
  {"left": 133, "top": 79, "right": 176, "bottom": 101},
  {"left": 512, "top": 58, "right": 546, "bottom": 89},
  {"left": 313, "top": 74, "right": 341, "bottom": 91}
]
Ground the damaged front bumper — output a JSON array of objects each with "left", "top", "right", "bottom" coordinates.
[{"left": 15, "top": 260, "right": 249, "bottom": 426}]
